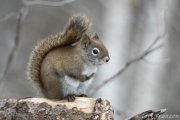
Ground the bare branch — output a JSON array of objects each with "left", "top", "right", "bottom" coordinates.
[
  {"left": 127, "top": 108, "right": 167, "bottom": 120},
  {"left": 0, "top": 3, "right": 29, "bottom": 23},
  {"left": 89, "top": 34, "right": 166, "bottom": 95},
  {"left": 23, "top": 0, "right": 76, "bottom": 6},
  {"left": 0, "top": 12, "right": 19, "bottom": 22},
  {"left": 21, "top": 5, "right": 29, "bottom": 21},
  {"left": 0, "top": 8, "right": 24, "bottom": 81},
  {"left": 146, "top": 32, "right": 166, "bottom": 51}
]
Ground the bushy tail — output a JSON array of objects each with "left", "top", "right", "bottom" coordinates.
[
  {"left": 63, "top": 14, "right": 92, "bottom": 43},
  {"left": 27, "top": 14, "right": 91, "bottom": 91}
]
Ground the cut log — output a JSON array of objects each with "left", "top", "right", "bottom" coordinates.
[
  {"left": 0, "top": 97, "right": 166, "bottom": 120},
  {"left": 0, "top": 97, "right": 114, "bottom": 120}
]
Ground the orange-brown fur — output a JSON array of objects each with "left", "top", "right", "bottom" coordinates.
[
  {"left": 40, "top": 46, "right": 82, "bottom": 99},
  {"left": 27, "top": 14, "right": 109, "bottom": 100},
  {"left": 27, "top": 15, "right": 91, "bottom": 91}
]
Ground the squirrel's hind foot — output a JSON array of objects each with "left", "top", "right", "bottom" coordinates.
[
  {"left": 64, "top": 94, "right": 88, "bottom": 102},
  {"left": 65, "top": 94, "right": 76, "bottom": 102}
]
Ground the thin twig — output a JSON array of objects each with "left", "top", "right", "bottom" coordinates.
[
  {"left": 89, "top": 34, "right": 166, "bottom": 95},
  {"left": 0, "top": 9, "right": 23, "bottom": 81},
  {"left": 21, "top": 5, "right": 29, "bottom": 21},
  {"left": 0, "top": 12, "right": 19, "bottom": 22},
  {"left": 146, "top": 32, "right": 166, "bottom": 51},
  {"left": 0, "top": 0, "right": 77, "bottom": 80},
  {"left": 23, "top": 0, "right": 76, "bottom": 6}
]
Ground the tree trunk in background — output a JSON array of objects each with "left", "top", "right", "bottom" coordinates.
[
  {"left": 95, "top": 0, "right": 135, "bottom": 119},
  {"left": 163, "top": 0, "right": 180, "bottom": 114},
  {"left": 124, "top": 0, "right": 167, "bottom": 110}
]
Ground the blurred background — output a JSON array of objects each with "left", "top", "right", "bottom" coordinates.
[{"left": 0, "top": 0, "right": 180, "bottom": 119}]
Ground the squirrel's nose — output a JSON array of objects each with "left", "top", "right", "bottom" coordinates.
[{"left": 104, "top": 56, "right": 110, "bottom": 62}]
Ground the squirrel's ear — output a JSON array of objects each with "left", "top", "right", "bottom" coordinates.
[
  {"left": 91, "top": 33, "right": 99, "bottom": 40},
  {"left": 81, "top": 34, "right": 90, "bottom": 49}
]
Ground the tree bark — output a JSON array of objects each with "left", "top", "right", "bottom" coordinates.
[
  {"left": 0, "top": 97, "right": 113, "bottom": 120},
  {"left": 0, "top": 97, "right": 166, "bottom": 120}
]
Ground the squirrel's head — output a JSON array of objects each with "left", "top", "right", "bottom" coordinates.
[{"left": 79, "top": 33, "right": 110, "bottom": 65}]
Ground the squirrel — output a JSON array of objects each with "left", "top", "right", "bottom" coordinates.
[{"left": 27, "top": 14, "right": 110, "bottom": 102}]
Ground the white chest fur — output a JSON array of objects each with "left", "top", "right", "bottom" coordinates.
[
  {"left": 61, "top": 76, "right": 93, "bottom": 96},
  {"left": 60, "top": 64, "right": 98, "bottom": 96}
]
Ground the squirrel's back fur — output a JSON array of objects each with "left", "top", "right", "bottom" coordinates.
[{"left": 27, "top": 14, "right": 91, "bottom": 90}]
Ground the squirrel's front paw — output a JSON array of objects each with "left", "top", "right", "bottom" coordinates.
[{"left": 65, "top": 94, "right": 76, "bottom": 102}]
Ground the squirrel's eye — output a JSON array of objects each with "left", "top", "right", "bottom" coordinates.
[{"left": 92, "top": 48, "right": 100, "bottom": 56}]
